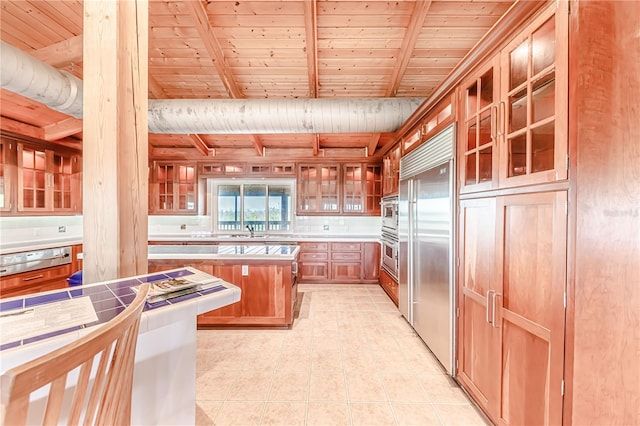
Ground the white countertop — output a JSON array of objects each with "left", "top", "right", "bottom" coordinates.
[{"left": 148, "top": 244, "right": 301, "bottom": 261}]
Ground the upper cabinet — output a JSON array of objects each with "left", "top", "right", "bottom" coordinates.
[
  {"left": 383, "top": 143, "right": 401, "bottom": 196},
  {"left": 0, "top": 140, "right": 82, "bottom": 214},
  {"left": 297, "top": 164, "right": 340, "bottom": 214},
  {"left": 458, "top": 4, "right": 568, "bottom": 193},
  {"left": 460, "top": 57, "right": 500, "bottom": 193},
  {"left": 499, "top": 5, "right": 568, "bottom": 187},
  {"left": 297, "top": 162, "right": 382, "bottom": 216},
  {"left": 149, "top": 162, "right": 197, "bottom": 214}
]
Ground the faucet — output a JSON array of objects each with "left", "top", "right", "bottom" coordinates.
[{"left": 246, "top": 225, "right": 255, "bottom": 237}]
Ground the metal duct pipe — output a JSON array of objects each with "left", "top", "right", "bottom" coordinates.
[
  {"left": 1, "top": 40, "right": 423, "bottom": 134},
  {"left": 147, "top": 98, "right": 424, "bottom": 134},
  {"left": 1, "top": 41, "right": 83, "bottom": 118}
]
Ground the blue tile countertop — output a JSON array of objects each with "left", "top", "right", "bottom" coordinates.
[{"left": 0, "top": 267, "right": 241, "bottom": 352}]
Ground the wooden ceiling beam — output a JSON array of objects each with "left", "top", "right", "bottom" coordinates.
[
  {"left": 186, "top": 0, "right": 243, "bottom": 99},
  {"left": 1, "top": 116, "right": 44, "bottom": 140},
  {"left": 366, "top": 134, "right": 381, "bottom": 157},
  {"left": 186, "top": 1, "right": 265, "bottom": 156},
  {"left": 32, "top": 35, "right": 83, "bottom": 68},
  {"left": 42, "top": 117, "right": 83, "bottom": 141},
  {"left": 304, "top": 0, "right": 319, "bottom": 98},
  {"left": 313, "top": 134, "right": 320, "bottom": 156},
  {"left": 148, "top": 74, "right": 165, "bottom": 99},
  {"left": 189, "top": 134, "right": 214, "bottom": 157}
]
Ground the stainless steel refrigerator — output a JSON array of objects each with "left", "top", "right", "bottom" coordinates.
[{"left": 398, "top": 125, "right": 455, "bottom": 375}]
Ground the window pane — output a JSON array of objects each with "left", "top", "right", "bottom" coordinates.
[
  {"left": 268, "top": 185, "right": 292, "bottom": 231},
  {"left": 532, "top": 17, "right": 555, "bottom": 75},
  {"left": 244, "top": 184, "right": 267, "bottom": 232},
  {"left": 479, "top": 68, "right": 494, "bottom": 109},
  {"left": 508, "top": 134, "right": 527, "bottom": 177},
  {"left": 510, "top": 40, "right": 529, "bottom": 90},
  {"left": 218, "top": 184, "right": 241, "bottom": 231},
  {"left": 532, "top": 122, "right": 555, "bottom": 173},
  {"left": 532, "top": 72, "right": 555, "bottom": 123}
]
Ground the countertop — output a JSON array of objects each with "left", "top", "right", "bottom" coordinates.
[
  {"left": 148, "top": 244, "right": 300, "bottom": 261},
  {"left": 0, "top": 234, "right": 380, "bottom": 255}
]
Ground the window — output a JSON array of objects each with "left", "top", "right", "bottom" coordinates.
[{"left": 213, "top": 180, "right": 294, "bottom": 233}]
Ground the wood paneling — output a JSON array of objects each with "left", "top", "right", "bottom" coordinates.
[{"left": 567, "top": 1, "right": 640, "bottom": 424}]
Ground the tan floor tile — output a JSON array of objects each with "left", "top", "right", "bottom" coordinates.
[
  {"left": 309, "top": 372, "right": 348, "bottom": 401},
  {"left": 214, "top": 401, "right": 264, "bottom": 426},
  {"left": 307, "top": 402, "right": 351, "bottom": 426},
  {"left": 419, "top": 375, "right": 471, "bottom": 404},
  {"left": 242, "top": 350, "right": 281, "bottom": 373},
  {"left": 268, "top": 371, "right": 310, "bottom": 401},
  {"left": 195, "top": 401, "right": 222, "bottom": 426},
  {"left": 311, "top": 350, "right": 343, "bottom": 372},
  {"left": 277, "top": 349, "right": 312, "bottom": 372},
  {"left": 381, "top": 373, "right": 430, "bottom": 403},
  {"left": 260, "top": 402, "right": 306, "bottom": 426},
  {"left": 433, "top": 404, "right": 490, "bottom": 425},
  {"left": 392, "top": 403, "right": 442, "bottom": 425},
  {"left": 228, "top": 372, "right": 273, "bottom": 401},
  {"left": 196, "top": 370, "right": 237, "bottom": 401},
  {"left": 349, "top": 402, "right": 396, "bottom": 426},
  {"left": 346, "top": 372, "right": 388, "bottom": 402}
]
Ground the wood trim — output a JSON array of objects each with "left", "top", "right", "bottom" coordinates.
[
  {"left": 189, "top": 134, "right": 213, "bottom": 157},
  {"left": 1, "top": 117, "right": 45, "bottom": 140}
]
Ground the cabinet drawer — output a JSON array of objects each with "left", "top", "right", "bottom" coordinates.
[
  {"left": 330, "top": 242, "right": 361, "bottom": 251},
  {"left": 331, "top": 251, "right": 361, "bottom": 261},
  {"left": 301, "top": 252, "right": 329, "bottom": 262},
  {"left": 0, "top": 264, "right": 72, "bottom": 293},
  {"left": 300, "top": 242, "right": 328, "bottom": 252}
]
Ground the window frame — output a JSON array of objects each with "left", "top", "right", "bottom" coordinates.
[{"left": 210, "top": 178, "right": 296, "bottom": 235}]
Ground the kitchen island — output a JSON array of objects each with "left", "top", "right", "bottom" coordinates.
[
  {"left": 148, "top": 244, "right": 300, "bottom": 327},
  {"left": 0, "top": 267, "right": 240, "bottom": 425}
]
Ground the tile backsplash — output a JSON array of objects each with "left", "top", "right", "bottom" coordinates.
[{"left": 0, "top": 216, "right": 83, "bottom": 245}]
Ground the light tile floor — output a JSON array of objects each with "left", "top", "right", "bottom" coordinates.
[{"left": 195, "top": 284, "right": 490, "bottom": 426}]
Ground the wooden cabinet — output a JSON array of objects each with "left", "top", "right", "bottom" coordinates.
[
  {"left": 297, "top": 164, "right": 339, "bottom": 214},
  {"left": 148, "top": 258, "right": 297, "bottom": 327},
  {"left": 457, "top": 191, "right": 567, "bottom": 425},
  {"left": 382, "top": 144, "right": 400, "bottom": 196},
  {"left": 342, "top": 164, "right": 382, "bottom": 215},
  {"left": 0, "top": 140, "right": 16, "bottom": 212},
  {"left": 379, "top": 268, "right": 398, "bottom": 306},
  {"left": 498, "top": 5, "right": 568, "bottom": 188},
  {"left": 297, "top": 162, "right": 382, "bottom": 216},
  {"left": 149, "top": 162, "right": 197, "bottom": 214},
  {"left": 298, "top": 241, "right": 379, "bottom": 284},
  {"left": 0, "top": 263, "right": 72, "bottom": 298},
  {"left": 459, "top": 57, "right": 500, "bottom": 193},
  {"left": 0, "top": 142, "right": 82, "bottom": 214}
]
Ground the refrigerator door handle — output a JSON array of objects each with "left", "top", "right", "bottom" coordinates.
[
  {"left": 486, "top": 290, "right": 495, "bottom": 324},
  {"left": 491, "top": 292, "right": 500, "bottom": 328}
]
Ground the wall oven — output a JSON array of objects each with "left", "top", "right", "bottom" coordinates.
[
  {"left": 380, "top": 232, "right": 399, "bottom": 280},
  {"left": 381, "top": 196, "right": 399, "bottom": 234}
]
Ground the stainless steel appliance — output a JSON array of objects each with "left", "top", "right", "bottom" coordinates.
[
  {"left": 399, "top": 125, "right": 455, "bottom": 375},
  {"left": 381, "top": 195, "right": 399, "bottom": 233},
  {"left": 0, "top": 246, "right": 72, "bottom": 277},
  {"left": 380, "top": 231, "right": 399, "bottom": 280}
]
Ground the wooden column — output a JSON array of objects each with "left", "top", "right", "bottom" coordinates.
[
  {"left": 83, "top": 0, "right": 148, "bottom": 283},
  {"left": 568, "top": 1, "right": 640, "bottom": 424}
]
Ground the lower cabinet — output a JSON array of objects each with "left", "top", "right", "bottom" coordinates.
[
  {"left": 148, "top": 258, "right": 297, "bottom": 327},
  {"left": 0, "top": 263, "right": 72, "bottom": 298},
  {"left": 378, "top": 268, "right": 398, "bottom": 306},
  {"left": 299, "top": 241, "right": 380, "bottom": 284},
  {"left": 457, "top": 191, "right": 567, "bottom": 425}
]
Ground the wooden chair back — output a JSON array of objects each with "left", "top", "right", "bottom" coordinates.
[{"left": 1, "top": 283, "right": 150, "bottom": 425}]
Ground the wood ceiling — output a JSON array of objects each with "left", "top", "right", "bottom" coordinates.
[{"left": 0, "top": 0, "right": 515, "bottom": 161}]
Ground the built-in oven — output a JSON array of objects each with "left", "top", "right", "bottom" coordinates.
[
  {"left": 380, "top": 232, "right": 399, "bottom": 281},
  {"left": 381, "top": 195, "right": 399, "bottom": 234}
]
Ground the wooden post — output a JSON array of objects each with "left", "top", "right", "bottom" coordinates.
[{"left": 83, "top": 0, "right": 148, "bottom": 283}]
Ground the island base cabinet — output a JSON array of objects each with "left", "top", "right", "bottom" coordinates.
[{"left": 149, "top": 260, "right": 297, "bottom": 327}]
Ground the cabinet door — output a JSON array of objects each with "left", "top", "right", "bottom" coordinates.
[
  {"left": 460, "top": 57, "right": 500, "bottom": 193},
  {"left": 457, "top": 197, "right": 501, "bottom": 415},
  {"left": 17, "top": 144, "right": 48, "bottom": 211},
  {"left": 494, "top": 191, "right": 566, "bottom": 425},
  {"left": 343, "top": 164, "right": 364, "bottom": 213},
  {"left": 297, "top": 164, "right": 339, "bottom": 214},
  {"left": 0, "top": 140, "right": 16, "bottom": 211},
  {"left": 151, "top": 163, "right": 197, "bottom": 214},
  {"left": 499, "top": 4, "right": 568, "bottom": 187},
  {"left": 364, "top": 164, "right": 382, "bottom": 215}
]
